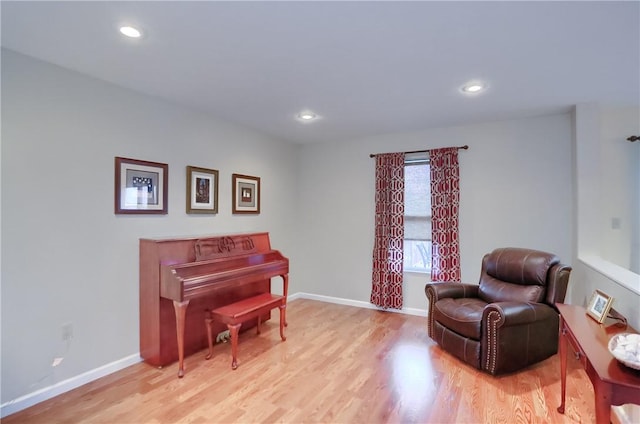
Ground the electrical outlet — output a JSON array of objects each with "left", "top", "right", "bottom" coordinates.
[{"left": 61, "top": 323, "right": 73, "bottom": 341}]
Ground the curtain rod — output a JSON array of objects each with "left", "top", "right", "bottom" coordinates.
[{"left": 369, "top": 145, "right": 469, "bottom": 158}]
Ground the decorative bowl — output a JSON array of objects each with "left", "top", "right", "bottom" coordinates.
[{"left": 608, "top": 333, "right": 640, "bottom": 371}]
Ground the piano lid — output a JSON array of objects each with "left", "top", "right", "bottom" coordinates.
[{"left": 159, "top": 234, "right": 288, "bottom": 302}]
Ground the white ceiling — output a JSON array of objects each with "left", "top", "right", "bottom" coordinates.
[{"left": 2, "top": 1, "right": 639, "bottom": 144}]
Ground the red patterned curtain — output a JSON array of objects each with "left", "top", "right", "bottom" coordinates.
[
  {"left": 370, "top": 153, "right": 405, "bottom": 309},
  {"left": 429, "top": 147, "right": 461, "bottom": 282}
]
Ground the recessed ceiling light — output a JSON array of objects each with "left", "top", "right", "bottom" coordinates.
[
  {"left": 296, "top": 110, "right": 319, "bottom": 122},
  {"left": 120, "top": 26, "right": 142, "bottom": 38},
  {"left": 461, "top": 81, "right": 487, "bottom": 94},
  {"left": 463, "top": 84, "right": 483, "bottom": 93}
]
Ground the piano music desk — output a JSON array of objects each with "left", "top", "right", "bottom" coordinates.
[{"left": 206, "top": 292, "right": 286, "bottom": 369}]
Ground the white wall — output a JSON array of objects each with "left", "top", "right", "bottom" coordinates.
[
  {"left": 572, "top": 103, "right": 640, "bottom": 328},
  {"left": 295, "top": 114, "right": 573, "bottom": 311},
  {"left": 1, "top": 50, "right": 299, "bottom": 405},
  {"left": 572, "top": 104, "right": 640, "bottom": 424},
  {"left": 600, "top": 106, "right": 640, "bottom": 273}
]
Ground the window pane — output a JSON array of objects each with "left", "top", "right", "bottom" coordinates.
[
  {"left": 404, "top": 162, "right": 431, "bottom": 272},
  {"left": 404, "top": 216, "right": 431, "bottom": 241},
  {"left": 404, "top": 164, "right": 431, "bottom": 216},
  {"left": 404, "top": 240, "right": 432, "bottom": 272}
]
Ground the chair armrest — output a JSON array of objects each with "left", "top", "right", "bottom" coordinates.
[
  {"left": 545, "top": 263, "right": 572, "bottom": 308},
  {"left": 482, "top": 301, "right": 557, "bottom": 327},
  {"left": 424, "top": 282, "right": 478, "bottom": 302},
  {"left": 482, "top": 302, "right": 560, "bottom": 375},
  {"left": 424, "top": 282, "right": 478, "bottom": 339}
]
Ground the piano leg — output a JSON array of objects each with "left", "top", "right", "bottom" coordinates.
[
  {"left": 281, "top": 274, "right": 289, "bottom": 327},
  {"left": 278, "top": 304, "right": 287, "bottom": 341},
  {"left": 172, "top": 300, "right": 189, "bottom": 378},
  {"left": 228, "top": 323, "right": 242, "bottom": 370},
  {"left": 205, "top": 314, "right": 215, "bottom": 360}
]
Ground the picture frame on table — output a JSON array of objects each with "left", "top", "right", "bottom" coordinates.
[
  {"left": 232, "top": 173, "right": 260, "bottom": 214},
  {"left": 186, "top": 166, "right": 219, "bottom": 214},
  {"left": 115, "top": 156, "right": 168, "bottom": 214},
  {"left": 586, "top": 289, "right": 614, "bottom": 324}
]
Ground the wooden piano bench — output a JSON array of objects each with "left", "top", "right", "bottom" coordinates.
[{"left": 205, "top": 293, "right": 286, "bottom": 370}]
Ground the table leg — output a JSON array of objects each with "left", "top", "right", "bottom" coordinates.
[
  {"left": 593, "top": 381, "right": 613, "bottom": 424},
  {"left": 173, "top": 300, "right": 189, "bottom": 378},
  {"left": 557, "top": 322, "right": 567, "bottom": 414}
]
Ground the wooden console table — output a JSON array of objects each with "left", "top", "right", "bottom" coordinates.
[{"left": 557, "top": 303, "right": 640, "bottom": 423}]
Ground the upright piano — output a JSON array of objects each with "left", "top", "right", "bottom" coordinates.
[{"left": 139, "top": 232, "right": 289, "bottom": 377}]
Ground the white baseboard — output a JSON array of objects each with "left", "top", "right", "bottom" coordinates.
[
  {"left": 289, "top": 292, "right": 427, "bottom": 317},
  {"left": 1, "top": 354, "right": 141, "bottom": 418},
  {"left": 2, "top": 293, "right": 426, "bottom": 419}
]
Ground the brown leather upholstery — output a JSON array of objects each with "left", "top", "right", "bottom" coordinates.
[{"left": 425, "top": 247, "right": 571, "bottom": 375}]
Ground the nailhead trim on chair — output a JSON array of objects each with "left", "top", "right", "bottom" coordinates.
[
  {"left": 425, "top": 287, "right": 436, "bottom": 338},
  {"left": 485, "top": 310, "right": 501, "bottom": 374}
]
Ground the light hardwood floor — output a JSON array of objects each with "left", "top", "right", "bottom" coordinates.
[{"left": 4, "top": 299, "right": 596, "bottom": 423}]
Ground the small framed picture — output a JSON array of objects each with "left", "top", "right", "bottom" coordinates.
[
  {"left": 232, "top": 173, "right": 260, "bottom": 214},
  {"left": 115, "top": 157, "right": 168, "bottom": 214},
  {"left": 186, "top": 166, "right": 218, "bottom": 214},
  {"left": 586, "top": 289, "right": 614, "bottom": 323}
]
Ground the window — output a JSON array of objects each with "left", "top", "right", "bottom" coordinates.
[{"left": 404, "top": 156, "right": 431, "bottom": 273}]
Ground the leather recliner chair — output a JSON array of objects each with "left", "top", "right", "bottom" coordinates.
[{"left": 425, "top": 247, "right": 571, "bottom": 375}]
